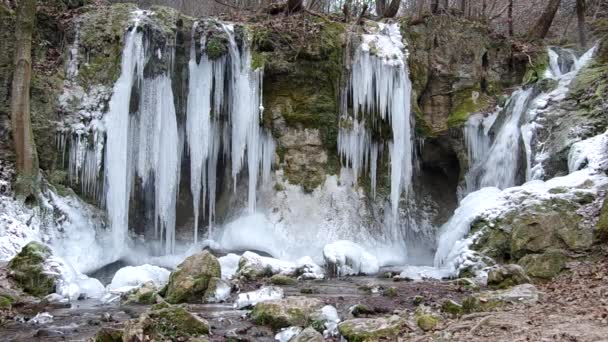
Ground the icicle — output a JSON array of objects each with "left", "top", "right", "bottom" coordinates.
[
  {"left": 104, "top": 23, "right": 145, "bottom": 253},
  {"left": 340, "top": 23, "right": 413, "bottom": 223}
]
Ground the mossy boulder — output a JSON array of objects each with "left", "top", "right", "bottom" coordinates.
[
  {"left": 416, "top": 313, "right": 439, "bottom": 331},
  {"left": 292, "top": 326, "right": 324, "bottom": 342},
  {"left": 94, "top": 327, "right": 123, "bottom": 342},
  {"left": 251, "top": 296, "right": 323, "bottom": 330},
  {"left": 595, "top": 196, "right": 608, "bottom": 243},
  {"left": 8, "top": 242, "right": 56, "bottom": 297},
  {"left": 164, "top": 251, "right": 221, "bottom": 304},
  {"left": 270, "top": 274, "right": 297, "bottom": 285},
  {"left": 440, "top": 300, "right": 463, "bottom": 317},
  {"left": 518, "top": 250, "right": 567, "bottom": 279},
  {"left": 487, "top": 264, "right": 531, "bottom": 289},
  {"left": 338, "top": 315, "right": 407, "bottom": 342},
  {"left": 123, "top": 282, "right": 159, "bottom": 305},
  {"left": 123, "top": 306, "right": 209, "bottom": 341}
]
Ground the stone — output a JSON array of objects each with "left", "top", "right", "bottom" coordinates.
[
  {"left": 481, "top": 283, "right": 543, "bottom": 304},
  {"left": 123, "top": 282, "right": 159, "bottom": 305},
  {"left": 270, "top": 274, "right": 297, "bottom": 285},
  {"left": 8, "top": 242, "right": 56, "bottom": 297},
  {"left": 487, "top": 264, "right": 531, "bottom": 289},
  {"left": 518, "top": 250, "right": 567, "bottom": 279},
  {"left": 441, "top": 300, "right": 463, "bottom": 316},
  {"left": 338, "top": 315, "right": 407, "bottom": 342},
  {"left": 94, "top": 327, "right": 123, "bottom": 342},
  {"left": 250, "top": 296, "right": 324, "bottom": 330},
  {"left": 203, "top": 277, "right": 231, "bottom": 303},
  {"left": 292, "top": 327, "right": 324, "bottom": 342},
  {"left": 416, "top": 314, "right": 439, "bottom": 331},
  {"left": 123, "top": 306, "right": 209, "bottom": 341},
  {"left": 164, "top": 250, "right": 221, "bottom": 304}
]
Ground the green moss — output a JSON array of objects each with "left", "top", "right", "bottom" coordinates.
[
  {"left": 522, "top": 49, "right": 548, "bottom": 85},
  {"left": 382, "top": 287, "right": 398, "bottom": 297},
  {"left": 95, "top": 327, "right": 123, "bottom": 342},
  {"left": 416, "top": 314, "right": 439, "bottom": 331},
  {"left": 8, "top": 242, "right": 56, "bottom": 297},
  {"left": 144, "top": 306, "right": 209, "bottom": 339},
  {"left": 270, "top": 274, "right": 296, "bottom": 285},
  {"left": 412, "top": 295, "right": 424, "bottom": 305},
  {"left": 440, "top": 300, "right": 463, "bottom": 317},
  {"left": 165, "top": 251, "right": 221, "bottom": 304},
  {"left": 205, "top": 33, "right": 229, "bottom": 60},
  {"left": 0, "top": 295, "right": 13, "bottom": 310},
  {"left": 595, "top": 196, "right": 608, "bottom": 243},
  {"left": 251, "top": 50, "right": 267, "bottom": 69},
  {"left": 351, "top": 304, "right": 374, "bottom": 317},
  {"left": 518, "top": 250, "right": 566, "bottom": 279},
  {"left": 447, "top": 88, "right": 492, "bottom": 128},
  {"left": 338, "top": 316, "right": 404, "bottom": 342}
]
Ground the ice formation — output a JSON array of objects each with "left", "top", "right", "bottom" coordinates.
[
  {"left": 107, "top": 264, "right": 171, "bottom": 292},
  {"left": 234, "top": 286, "right": 284, "bottom": 309},
  {"left": 339, "top": 22, "right": 413, "bottom": 222},
  {"left": 323, "top": 240, "right": 380, "bottom": 276}
]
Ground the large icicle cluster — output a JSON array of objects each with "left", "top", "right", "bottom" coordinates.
[
  {"left": 186, "top": 23, "right": 275, "bottom": 244},
  {"left": 338, "top": 23, "right": 413, "bottom": 221}
]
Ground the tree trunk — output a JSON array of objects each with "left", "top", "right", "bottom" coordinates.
[
  {"left": 431, "top": 0, "right": 439, "bottom": 14},
  {"left": 287, "top": 0, "right": 303, "bottom": 13},
  {"left": 508, "top": 0, "right": 513, "bottom": 36},
  {"left": 376, "top": 0, "right": 385, "bottom": 16},
  {"left": 383, "top": 0, "right": 400, "bottom": 18},
  {"left": 11, "top": 0, "right": 39, "bottom": 198},
  {"left": 576, "top": 0, "right": 587, "bottom": 48},
  {"left": 460, "top": 0, "right": 466, "bottom": 15},
  {"left": 527, "top": 0, "right": 561, "bottom": 40}
]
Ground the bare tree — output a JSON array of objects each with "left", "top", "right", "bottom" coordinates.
[
  {"left": 11, "top": 0, "right": 39, "bottom": 198},
  {"left": 383, "top": 0, "right": 400, "bottom": 17},
  {"left": 576, "top": 0, "right": 586, "bottom": 48},
  {"left": 376, "top": 0, "right": 385, "bottom": 16},
  {"left": 528, "top": 0, "right": 561, "bottom": 40},
  {"left": 287, "top": 0, "right": 303, "bottom": 12},
  {"left": 508, "top": 0, "right": 513, "bottom": 36}
]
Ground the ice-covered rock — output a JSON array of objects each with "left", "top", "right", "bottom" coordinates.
[
  {"left": 107, "top": 264, "right": 170, "bottom": 292},
  {"left": 29, "top": 312, "right": 53, "bottom": 325},
  {"left": 234, "top": 286, "right": 284, "bottom": 309},
  {"left": 236, "top": 251, "right": 297, "bottom": 280},
  {"left": 275, "top": 326, "right": 302, "bottom": 342},
  {"left": 204, "top": 277, "right": 231, "bottom": 303},
  {"left": 323, "top": 240, "right": 379, "bottom": 276},
  {"left": 251, "top": 296, "right": 324, "bottom": 329},
  {"left": 218, "top": 253, "right": 240, "bottom": 280},
  {"left": 296, "top": 256, "right": 324, "bottom": 280}
]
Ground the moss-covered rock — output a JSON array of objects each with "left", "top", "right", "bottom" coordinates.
[
  {"left": 292, "top": 326, "right": 324, "bottom": 342},
  {"left": 595, "top": 196, "right": 608, "bottom": 243},
  {"left": 164, "top": 251, "right": 221, "bottom": 304},
  {"left": 270, "top": 274, "right": 297, "bottom": 285},
  {"left": 94, "top": 327, "right": 123, "bottom": 342},
  {"left": 8, "top": 242, "right": 56, "bottom": 297},
  {"left": 487, "top": 264, "right": 531, "bottom": 289},
  {"left": 338, "top": 315, "right": 406, "bottom": 342},
  {"left": 440, "top": 299, "right": 463, "bottom": 317},
  {"left": 250, "top": 296, "right": 323, "bottom": 330},
  {"left": 123, "top": 282, "right": 159, "bottom": 305},
  {"left": 123, "top": 306, "right": 209, "bottom": 341},
  {"left": 518, "top": 250, "right": 567, "bottom": 279},
  {"left": 416, "top": 313, "right": 439, "bottom": 331}
]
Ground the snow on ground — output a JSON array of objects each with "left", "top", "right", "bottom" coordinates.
[
  {"left": 234, "top": 286, "right": 284, "bottom": 309},
  {"left": 323, "top": 240, "right": 380, "bottom": 276},
  {"left": 107, "top": 264, "right": 170, "bottom": 292}
]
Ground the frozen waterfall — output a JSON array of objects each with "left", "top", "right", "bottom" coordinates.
[
  {"left": 338, "top": 23, "right": 413, "bottom": 221},
  {"left": 186, "top": 22, "right": 275, "bottom": 243}
]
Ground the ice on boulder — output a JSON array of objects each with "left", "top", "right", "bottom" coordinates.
[
  {"left": 218, "top": 253, "right": 240, "bottom": 280},
  {"left": 29, "top": 312, "right": 53, "bottom": 325},
  {"left": 568, "top": 131, "right": 608, "bottom": 173},
  {"left": 237, "top": 251, "right": 297, "bottom": 278},
  {"left": 314, "top": 305, "right": 340, "bottom": 337},
  {"left": 275, "top": 326, "right": 302, "bottom": 342},
  {"left": 234, "top": 286, "right": 284, "bottom": 309},
  {"left": 107, "top": 264, "right": 170, "bottom": 292},
  {"left": 323, "top": 240, "right": 379, "bottom": 276},
  {"left": 44, "top": 255, "right": 105, "bottom": 300},
  {"left": 296, "top": 256, "right": 325, "bottom": 280}
]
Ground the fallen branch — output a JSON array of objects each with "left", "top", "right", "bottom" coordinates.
[{"left": 469, "top": 315, "right": 493, "bottom": 335}]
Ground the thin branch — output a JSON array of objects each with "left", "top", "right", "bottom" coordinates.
[{"left": 213, "top": 0, "right": 239, "bottom": 10}]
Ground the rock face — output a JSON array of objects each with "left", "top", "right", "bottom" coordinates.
[
  {"left": 473, "top": 193, "right": 598, "bottom": 279},
  {"left": 164, "top": 251, "right": 221, "bottom": 304},
  {"left": 123, "top": 306, "right": 209, "bottom": 341},
  {"left": 338, "top": 315, "right": 408, "bottom": 341},
  {"left": 250, "top": 296, "right": 324, "bottom": 330},
  {"left": 8, "top": 242, "right": 56, "bottom": 297}
]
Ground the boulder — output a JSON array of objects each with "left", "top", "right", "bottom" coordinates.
[
  {"left": 234, "top": 286, "right": 284, "bottom": 309},
  {"left": 94, "top": 327, "right": 122, "bottom": 342},
  {"left": 518, "top": 250, "right": 567, "bottom": 279},
  {"left": 203, "top": 277, "right": 231, "bottom": 303},
  {"left": 338, "top": 315, "right": 407, "bottom": 342},
  {"left": 292, "top": 327, "right": 324, "bottom": 342},
  {"left": 416, "top": 313, "right": 439, "bottom": 331},
  {"left": 123, "top": 282, "right": 160, "bottom": 305},
  {"left": 8, "top": 242, "right": 56, "bottom": 297},
  {"left": 250, "top": 296, "right": 324, "bottom": 330},
  {"left": 270, "top": 274, "right": 297, "bottom": 285},
  {"left": 486, "top": 264, "right": 531, "bottom": 289},
  {"left": 236, "top": 251, "right": 296, "bottom": 280},
  {"left": 164, "top": 251, "right": 221, "bottom": 304},
  {"left": 123, "top": 306, "right": 209, "bottom": 341}
]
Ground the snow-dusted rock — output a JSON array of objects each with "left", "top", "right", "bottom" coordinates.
[{"left": 323, "top": 240, "right": 379, "bottom": 276}]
